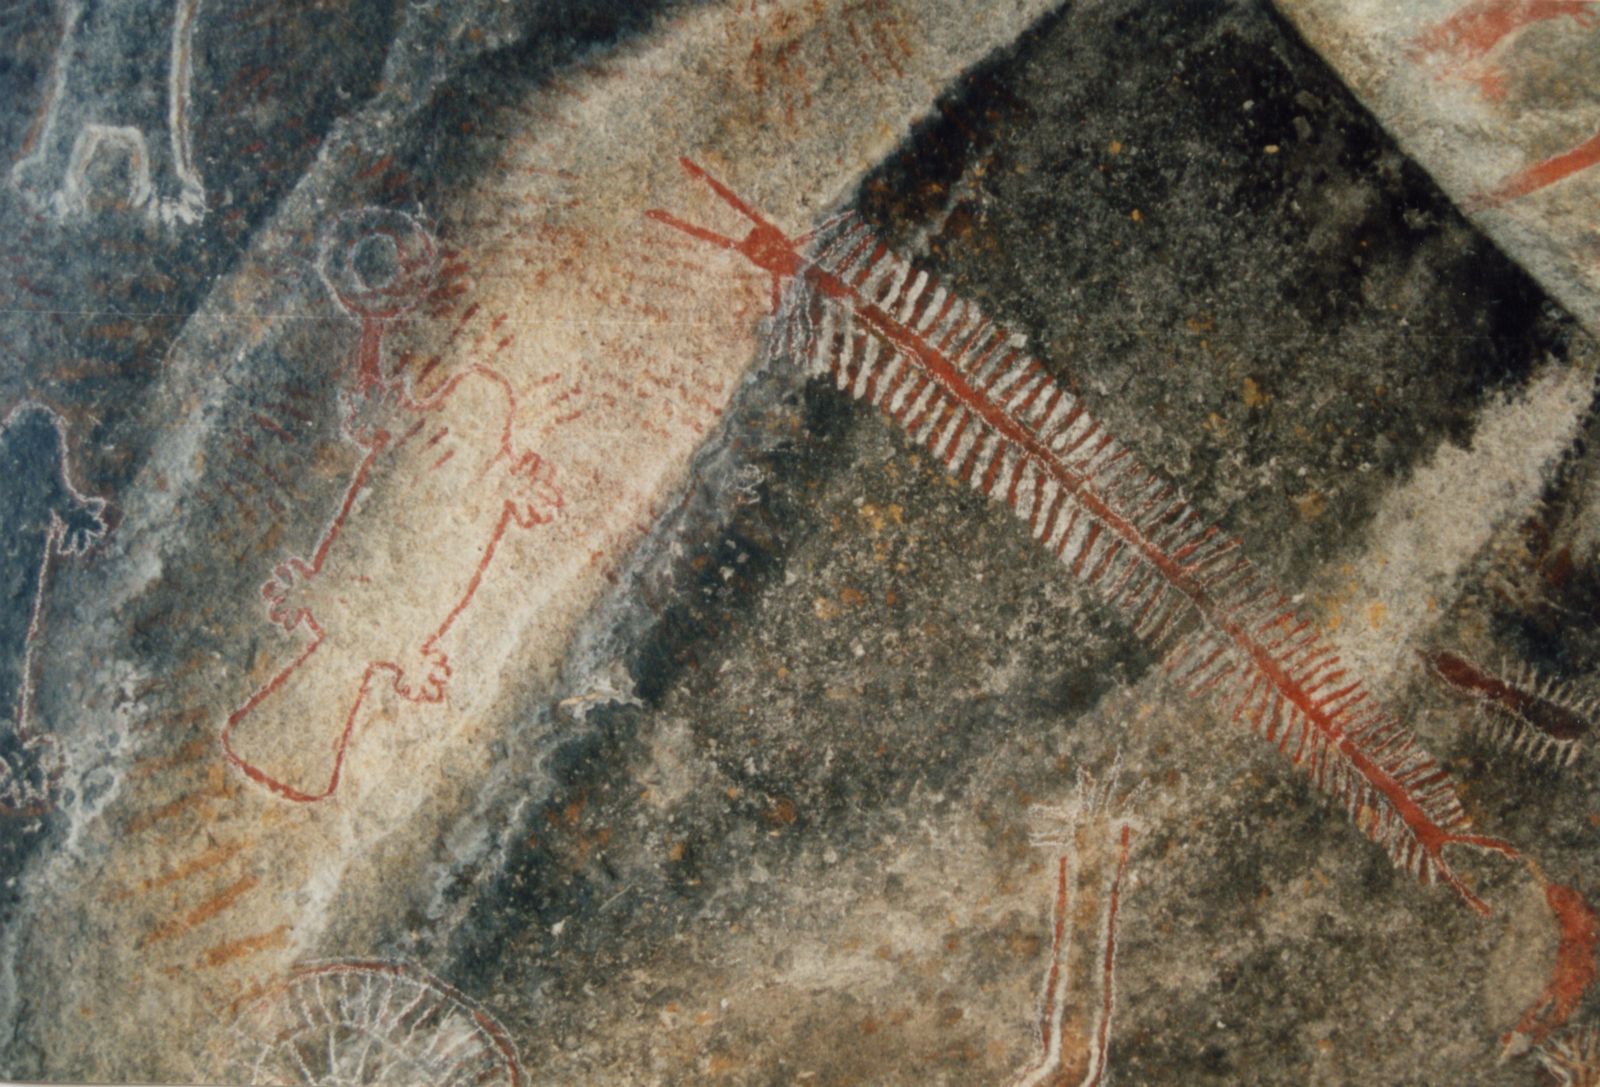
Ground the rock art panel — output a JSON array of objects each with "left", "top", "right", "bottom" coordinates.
[
  {"left": 652, "top": 157, "right": 1518, "bottom": 913},
  {"left": 0, "top": 2, "right": 1066, "bottom": 1079}
]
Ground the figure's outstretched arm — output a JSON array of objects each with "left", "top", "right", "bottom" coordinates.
[{"left": 260, "top": 437, "right": 387, "bottom": 631}]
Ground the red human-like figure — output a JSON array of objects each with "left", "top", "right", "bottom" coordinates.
[{"left": 221, "top": 210, "right": 561, "bottom": 803}]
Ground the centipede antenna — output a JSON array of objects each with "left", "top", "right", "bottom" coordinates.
[
  {"left": 676, "top": 156, "right": 778, "bottom": 230},
  {"left": 643, "top": 209, "right": 742, "bottom": 252}
]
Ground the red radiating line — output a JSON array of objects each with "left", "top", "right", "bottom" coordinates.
[{"left": 1470, "top": 129, "right": 1600, "bottom": 208}]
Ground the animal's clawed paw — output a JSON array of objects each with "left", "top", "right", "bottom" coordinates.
[
  {"left": 57, "top": 498, "right": 108, "bottom": 556},
  {"left": 147, "top": 180, "right": 205, "bottom": 227},
  {"left": 505, "top": 451, "right": 563, "bottom": 528},
  {"left": 393, "top": 644, "right": 451, "bottom": 703},
  {"left": 261, "top": 558, "right": 316, "bottom": 631}
]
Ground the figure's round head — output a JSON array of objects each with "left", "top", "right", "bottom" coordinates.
[{"left": 318, "top": 207, "right": 439, "bottom": 321}]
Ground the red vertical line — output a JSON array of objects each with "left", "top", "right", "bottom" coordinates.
[
  {"left": 937, "top": 407, "right": 975, "bottom": 465},
  {"left": 862, "top": 341, "right": 900, "bottom": 405},
  {"left": 1108, "top": 555, "right": 1156, "bottom": 609},
  {"left": 1088, "top": 537, "right": 1126, "bottom": 585},
  {"left": 936, "top": 306, "right": 980, "bottom": 357},
  {"left": 985, "top": 354, "right": 1035, "bottom": 401},
  {"left": 1037, "top": 853, "right": 1073, "bottom": 1053},
  {"left": 926, "top": 295, "right": 965, "bottom": 348},
  {"left": 894, "top": 268, "right": 931, "bottom": 323},
  {"left": 1014, "top": 461, "right": 1043, "bottom": 524},
  {"left": 1026, "top": 471, "right": 1051, "bottom": 535},
  {"left": 1030, "top": 385, "right": 1069, "bottom": 431},
  {"left": 980, "top": 435, "right": 1013, "bottom": 497},
  {"left": 1069, "top": 523, "right": 1104, "bottom": 579},
  {"left": 1056, "top": 418, "right": 1103, "bottom": 461},
  {"left": 1051, "top": 507, "right": 1082, "bottom": 559},
  {"left": 1035, "top": 486, "right": 1069, "bottom": 544},
  {"left": 1011, "top": 371, "right": 1053, "bottom": 418},
  {"left": 252, "top": 413, "right": 294, "bottom": 442},
  {"left": 923, "top": 398, "right": 961, "bottom": 454},
  {"left": 1082, "top": 825, "right": 1133, "bottom": 1087},
  {"left": 897, "top": 377, "right": 937, "bottom": 429},
  {"left": 960, "top": 331, "right": 1006, "bottom": 383},
  {"left": 1168, "top": 524, "right": 1220, "bottom": 564},
  {"left": 816, "top": 221, "right": 872, "bottom": 275},
  {"left": 1003, "top": 452, "right": 1032, "bottom": 508},
  {"left": 849, "top": 243, "right": 889, "bottom": 288},
  {"left": 954, "top": 428, "right": 993, "bottom": 484},
  {"left": 912, "top": 282, "right": 953, "bottom": 335},
  {"left": 852, "top": 334, "right": 886, "bottom": 402},
  {"left": 830, "top": 327, "right": 859, "bottom": 393},
  {"left": 908, "top": 386, "right": 952, "bottom": 441}
]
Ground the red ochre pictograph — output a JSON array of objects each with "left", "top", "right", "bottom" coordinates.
[
  {"left": 1424, "top": 649, "right": 1597, "bottom": 767},
  {"left": 224, "top": 959, "right": 522, "bottom": 1086},
  {"left": 1409, "top": 2, "right": 1600, "bottom": 207},
  {"left": 220, "top": 208, "right": 562, "bottom": 803},
  {"left": 1509, "top": 881, "right": 1600, "bottom": 1051},
  {"left": 1008, "top": 765, "right": 1139, "bottom": 1087},
  {"left": 647, "top": 157, "right": 1518, "bottom": 913}
]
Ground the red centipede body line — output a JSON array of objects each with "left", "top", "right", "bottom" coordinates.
[{"left": 647, "top": 157, "right": 1518, "bottom": 913}]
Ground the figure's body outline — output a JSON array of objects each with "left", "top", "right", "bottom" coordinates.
[
  {"left": 221, "top": 208, "right": 561, "bottom": 803},
  {"left": 0, "top": 401, "right": 108, "bottom": 813},
  {"left": 220, "top": 366, "right": 560, "bottom": 803}
]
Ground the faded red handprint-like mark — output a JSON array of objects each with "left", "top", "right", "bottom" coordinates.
[
  {"left": 220, "top": 209, "right": 562, "bottom": 803},
  {"left": 1409, "top": 2, "right": 1600, "bottom": 207}
]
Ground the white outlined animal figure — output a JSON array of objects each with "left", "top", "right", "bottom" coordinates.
[
  {"left": 11, "top": 0, "right": 204, "bottom": 225},
  {"left": 224, "top": 960, "right": 523, "bottom": 1086},
  {"left": 0, "top": 402, "right": 108, "bottom": 813},
  {"left": 1008, "top": 760, "right": 1142, "bottom": 1087}
]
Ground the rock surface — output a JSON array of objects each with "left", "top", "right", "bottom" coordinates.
[{"left": 0, "top": 1, "right": 1597, "bottom": 1084}]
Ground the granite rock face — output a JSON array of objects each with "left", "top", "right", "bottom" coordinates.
[{"left": 1, "top": 1, "right": 1598, "bottom": 1084}]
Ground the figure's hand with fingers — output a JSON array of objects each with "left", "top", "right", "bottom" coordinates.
[
  {"left": 261, "top": 558, "right": 317, "bottom": 632},
  {"left": 393, "top": 643, "right": 451, "bottom": 703},
  {"left": 58, "top": 496, "right": 107, "bottom": 556}
]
